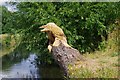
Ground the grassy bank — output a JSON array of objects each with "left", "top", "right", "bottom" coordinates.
[
  {"left": 68, "top": 28, "right": 119, "bottom": 78},
  {"left": 0, "top": 28, "right": 119, "bottom": 78},
  {"left": 0, "top": 34, "right": 21, "bottom": 57}
]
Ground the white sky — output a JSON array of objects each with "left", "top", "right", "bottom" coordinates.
[
  {"left": 0, "top": 0, "right": 10, "bottom": 5},
  {"left": 0, "top": 0, "right": 18, "bottom": 12}
]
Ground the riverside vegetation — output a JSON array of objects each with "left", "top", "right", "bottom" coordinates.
[{"left": 1, "top": 2, "right": 119, "bottom": 78}]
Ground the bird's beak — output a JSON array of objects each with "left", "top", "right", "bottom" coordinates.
[
  {"left": 39, "top": 25, "right": 49, "bottom": 32},
  {"left": 39, "top": 25, "right": 46, "bottom": 28}
]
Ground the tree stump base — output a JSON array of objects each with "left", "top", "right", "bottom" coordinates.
[{"left": 51, "top": 42, "right": 85, "bottom": 77}]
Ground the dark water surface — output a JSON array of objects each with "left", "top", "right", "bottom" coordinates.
[
  {"left": 1, "top": 54, "right": 39, "bottom": 78},
  {"left": 1, "top": 45, "right": 63, "bottom": 79}
]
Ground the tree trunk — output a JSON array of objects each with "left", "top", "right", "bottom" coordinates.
[{"left": 51, "top": 41, "right": 85, "bottom": 77}]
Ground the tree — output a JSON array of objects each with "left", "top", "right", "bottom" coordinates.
[{"left": 2, "top": 2, "right": 120, "bottom": 64}]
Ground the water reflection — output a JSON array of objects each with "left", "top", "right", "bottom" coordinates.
[
  {"left": 1, "top": 42, "right": 64, "bottom": 79},
  {"left": 1, "top": 53, "right": 63, "bottom": 79},
  {"left": 1, "top": 54, "right": 40, "bottom": 78}
]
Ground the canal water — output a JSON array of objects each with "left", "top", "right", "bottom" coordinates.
[{"left": 0, "top": 44, "right": 64, "bottom": 79}]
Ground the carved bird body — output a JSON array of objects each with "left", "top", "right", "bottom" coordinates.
[
  {"left": 40, "top": 22, "right": 84, "bottom": 76},
  {"left": 40, "top": 22, "right": 70, "bottom": 52}
]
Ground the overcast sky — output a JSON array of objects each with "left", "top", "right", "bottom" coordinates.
[
  {"left": 0, "top": 0, "right": 17, "bottom": 12},
  {"left": 0, "top": 0, "right": 10, "bottom": 5}
]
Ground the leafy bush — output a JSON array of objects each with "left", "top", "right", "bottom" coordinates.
[{"left": 2, "top": 2, "right": 120, "bottom": 63}]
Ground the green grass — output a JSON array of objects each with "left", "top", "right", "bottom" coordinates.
[
  {"left": 68, "top": 28, "right": 119, "bottom": 78},
  {"left": 69, "top": 66, "right": 118, "bottom": 78},
  {"left": 111, "top": 52, "right": 119, "bottom": 57},
  {"left": 0, "top": 34, "right": 21, "bottom": 57}
]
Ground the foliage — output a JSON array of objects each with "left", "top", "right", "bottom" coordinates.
[
  {"left": 0, "top": 34, "right": 21, "bottom": 57},
  {"left": 2, "top": 2, "right": 120, "bottom": 63},
  {"left": 69, "top": 67, "right": 118, "bottom": 78}
]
